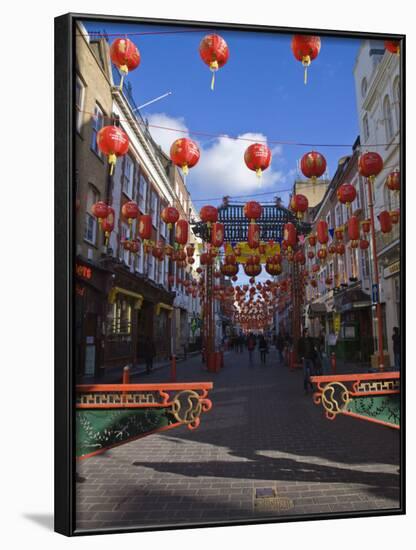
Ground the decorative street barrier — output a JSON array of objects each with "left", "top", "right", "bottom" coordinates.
[
  {"left": 76, "top": 382, "right": 213, "bottom": 459},
  {"left": 310, "top": 371, "right": 400, "bottom": 429}
]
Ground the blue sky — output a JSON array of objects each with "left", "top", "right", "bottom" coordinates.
[{"left": 82, "top": 20, "right": 362, "bottom": 209}]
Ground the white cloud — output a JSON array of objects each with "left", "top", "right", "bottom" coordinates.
[
  {"left": 146, "top": 113, "right": 288, "bottom": 197},
  {"left": 146, "top": 113, "right": 190, "bottom": 156}
]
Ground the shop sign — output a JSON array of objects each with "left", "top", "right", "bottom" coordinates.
[
  {"left": 333, "top": 313, "right": 341, "bottom": 334},
  {"left": 372, "top": 283, "right": 379, "bottom": 304},
  {"left": 383, "top": 260, "right": 400, "bottom": 279},
  {"left": 76, "top": 263, "right": 92, "bottom": 280}
]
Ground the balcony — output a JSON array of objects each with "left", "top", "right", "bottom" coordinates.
[{"left": 376, "top": 224, "right": 400, "bottom": 254}]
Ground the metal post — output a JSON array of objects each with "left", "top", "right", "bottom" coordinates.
[
  {"left": 367, "top": 176, "right": 385, "bottom": 370},
  {"left": 122, "top": 365, "right": 130, "bottom": 385},
  {"left": 205, "top": 264, "right": 215, "bottom": 371},
  {"left": 331, "top": 352, "right": 337, "bottom": 374}
]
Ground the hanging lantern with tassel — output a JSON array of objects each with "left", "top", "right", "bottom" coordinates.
[
  {"left": 97, "top": 126, "right": 129, "bottom": 176},
  {"left": 244, "top": 144, "right": 272, "bottom": 178},
  {"left": 170, "top": 138, "right": 200, "bottom": 176},
  {"left": 199, "top": 34, "right": 229, "bottom": 90},
  {"left": 291, "top": 35, "right": 321, "bottom": 84}
]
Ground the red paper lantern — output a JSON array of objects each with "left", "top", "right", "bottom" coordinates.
[
  {"left": 200, "top": 205, "right": 218, "bottom": 226},
  {"left": 121, "top": 200, "right": 139, "bottom": 223},
  {"left": 211, "top": 222, "right": 224, "bottom": 248},
  {"left": 244, "top": 263, "right": 262, "bottom": 277},
  {"left": 335, "top": 227, "right": 344, "bottom": 241},
  {"left": 248, "top": 223, "right": 260, "bottom": 250},
  {"left": 347, "top": 216, "right": 360, "bottom": 242},
  {"left": 221, "top": 263, "right": 239, "bottom": 277},
  {"left": 378, "top": 211, "right": 393, "bottom": 233},
  {"left": 199, "top": 34, "right": 229, "bottom": 90},
  {"left": 390, "top": 210, "right": 400, "bottom": 225},
  {"left": 200, "top": 252, "right": 214, "bottom": 266},
  {"left": 359, "top": 239, "right": 369, "bottom": 250},
  {"left": 244, "top": 144, "right": 272, "bottom": 178},
  {"left": 300, "top": 151, "right": 327, "bottom": 183},
  {"left": 317, "top": 220, "right": 329, "bottom": 246},
  {"left": 110, "top": 38, "right": 140, "bottom": 76},
  {"left": 310, "top": 279, "right": 318, "bottom": 288},
  {"left": 283, "top": 222, "right": 297, "bottom": 250},
  {"left": 312, "top": 264, "right": 320, "bottom": 273},
  {"left": 186, "top": 244, "right": 195, "bottom": 257},
  {"left": 152, "top": 243, "right": 165, "bottom": 260},
  {"left": 97, "top": 126, "right": 129, "bottom": 175},
  {"left": 337, "top": 183, "right": 357, "bottom": 207},
  {"left": 290, "top": 194, "right": 309, "bottom": 219},
  {"left": 139, "top": 214, "right": 152, "bottom": 240},
  {"left": 317, "top": 248, "right": 327, "bottom": 262},
  {"left": 336, "top": 243, "right": 345, "bottom": 255},
  {"left": 358, "top": 152, "right": 383, "bottom": 180},
  {"left": 101, "top": 207, "right": 115, "bottom": 235},
  {"left": 328, "top": 244, "right": 337, "bottom": 255},
  {"left": 294, "top": 251, "right": 306, "bottom": 264},
  {"left": 385, "top": 40, "right": 400, "bottom": 55},
  {"left": 243, "top": 201, "right": 263, "bottom": 223},
  {"left": 361, "top": 220, "right": 371, "bottom": 234},
  {"left": 91, "top": 201, "right": 109, "bottom": 221},
  {"left": 386, "top": 170, "right": 400, "bottom": 192},
  {"left": 175, "top": 219, "right": 189, "bottom": 246},
  {"left": 161, "top": 206, "right": 179, "bottom": 229},
  {"left": 308, "top": 234, "right": 317, "bottom": 247},
  {"left": 291, "top": 35, "right": 321, "bottom": 84},
  {"left": 170, "top": 138, "right": 200, "bottom": 175},
  {"left": 225, "top": 254, "right": 236, "bottom": 265},
  {"left": 307, "top": 250, "right": 315, "bottom": 260}
]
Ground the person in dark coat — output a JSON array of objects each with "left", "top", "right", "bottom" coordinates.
[
  {"left": 298, "top": 328, "right": 317, "bottom": 394},
  {"left": 247, "top": 333, "right": 256, "bottom": 366},
  {"left": 258, "top": 335, "right": 268, "bottom": 364},
  {"left": 143, "top": 339, "right": 156, "bottom": 374}
]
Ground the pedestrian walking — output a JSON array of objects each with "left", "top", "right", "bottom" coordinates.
[
  {"left": 259, "top": 335, "right": 268, "bottom": 364},
  {"left": 298, "top": 328, "right": 316, "bottom": 394},
  {"left": 392, "top": 327, "right": 400, "bottom": 370},
  {"left": 143, "top": 339, "right": 156, "bottom": 374},
  {"left": 247, "top": 333, "right": 256, "bottom": 366}
]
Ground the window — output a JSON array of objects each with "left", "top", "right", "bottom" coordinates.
[
  {"left": 393, "top": 77, "right": 400, "bottom": 129},
  {"left": 159, "top": 202, "right": 167, "bottom": 237},
  {"left": 138, "top": 173, "right": 148, "bottom": 212},
  {"left": 335, "top": 204, "right": 343, "bottom": 227},
  {"left": 150, "top": 191, "right": 159, "bottom": 227},
  {"left": 108, "top": 299, "right": 132, "bottom": 338},
  {"left": 360, "top": 248, "right": 370, "bottom": 280},
  {"left": 326, "top": 212, "right": 332, "bottom": 236},
  {"left": 123, "top": 155, "right": 134, "bottom": 198},
  {"left": 361, "top": 77, "right": 368, "bottom": 98},
  {"left": 91, "top": 103, "right": 104, "bottom": 157},
  {"left": 363, "top": 114, "right": 370, "bottom": 142},
  {"left": 383, "top": 95, "right": 394, "bottom": 141},
  {"left": 84, "top": 185, "right": 99, "bottom": 244},
  {"left": 75, "top": 75, "right": 85, "bottom": 133},
  {"left": 120, "top": 222, "right": 129, "bottom": 264}
]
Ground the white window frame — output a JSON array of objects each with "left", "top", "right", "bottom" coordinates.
[
  {"left": 84, "top": 184, "right": 99, "bottom": 245},
  {"left": 335, "top": 203, "right": 343, "bottom": 227},
  {"left": 363, "top": 114, "right": 370, "bottom": 142},
  {"left": 138, "top": 173, "right": 148, "bottom": 212},
  {"left": 91, "top": 103, "right": 104, "bottom": 157},
  {"left": 75, "top": 75, "right": 85, "bottom": 134},
  {"left": 123, "top": 155, "right": 134, "bottom": 198},
  {"left": 383, "top": 95, "right": 394, "bottom": 141}
]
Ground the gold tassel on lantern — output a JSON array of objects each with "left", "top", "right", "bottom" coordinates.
[
  {"left": 302, "top": 55, "right": 311, "bottom": 85},
  {"left": 210, "top": 60, "right": 219, "bottom": 90},
  {"left": 108, "top": 153, "right": 117, "bottom": 176}
]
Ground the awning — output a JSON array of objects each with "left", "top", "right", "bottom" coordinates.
[
  {"left": 108, "top": 287, "right": 144, "bottom": 310},
  {"left": 308, "top": 303, "right": 327, "bottom": 316},
  {"left": 155, "top": 302, "right": 173, "bottom": 318}
]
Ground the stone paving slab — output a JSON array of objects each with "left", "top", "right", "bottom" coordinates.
[{"left": 76, "top": 349, "right": 401, "bottom": 532}]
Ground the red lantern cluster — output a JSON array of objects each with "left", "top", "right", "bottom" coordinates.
[
  {"left": 378, "top": 211, "right": 393, "bottom": 234},
  {"left": 211, "top": 222, "right": 224, "bottom": 248},
  {"left": 248, "top": 223, "right": 260, "bottom": 250},
  {"left": 283, "top": 222, "right": 297, "bottom": 251},
  {"left": 244, "top": 144, "right": 272, "bottom": 178},
  {"left": 300, "top": 151, "right": 327, "bottom": 183}
]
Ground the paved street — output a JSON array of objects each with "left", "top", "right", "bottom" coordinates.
[{"left": 76, "top": 348, "right": 400, "bottom": 531}]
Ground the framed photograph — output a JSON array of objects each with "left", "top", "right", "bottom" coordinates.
[{"left": 55, "top": 12, "right": 405, "bottom": 536}]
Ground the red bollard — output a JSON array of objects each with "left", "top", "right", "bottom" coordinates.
[
  {"left": 331, "top": 352, "right": 336, "bottom": 374},
  {"left": 122, "top": 365, "right": 130, "bottom": 384},
  {"left": 170, "top": 355, "right": 177, "bottom": 381}
]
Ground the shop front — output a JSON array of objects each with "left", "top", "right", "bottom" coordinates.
[{"left": 75, "top": 259, "right": 112, "bottom": 380}]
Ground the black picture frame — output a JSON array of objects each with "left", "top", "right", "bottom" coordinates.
[{"left": 55, "top": 12, "right": 405, "bottom": 537}]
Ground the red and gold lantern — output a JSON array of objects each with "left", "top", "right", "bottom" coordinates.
[
  {"left": 290, "top": 194, "right": 309, "bottom": 219},
  {"left": 359, "top": 239, "right": 369, "bottom": 250},
  {"left": 248, "top": 223, "right": 260, "bottom": 250},
  {"left": 199, "top": 34, "right": 229, "bottom": 90},
  {"left": 110, "top": 38, "right": 140, "bottom": 76},
  {"left": 170, "top": 138, "right": 200, "bottom": 175},
  {"left": 211, "top": 222, "right": 224, "bottom": 248},
  {"left": 101, "top": 207, "right": 115, "bottom": 245},
  {"left": 335, "top": 227, "right": 344, "bottom": 241},
  {"left": 337, "top": 183, "right": 357, "bottom": 207},
  {"left": 308, "top": 234, "right": 317, "bottom": 247},
  {"left": 121, "top": 200, "right": 139, "bottom": 225},
  {"left": 244, "top": 201, "right": 263, "bottom": 223},
  {"left": 91, "top": 201, "right": 109, "bottom": 223},
  {"left": 358, "top": 152, "right": 383, "bottom": 181},
  {"left": 96, "top": 126, "right": 129, "bottom": 175},
  {"left": 347, "top": 215, "right": 360, "bottom": 242},
  {"left": 175, "top": 219, "right": 189, "bottom": 246},
  {"left": 291, "top": 35, "right": 321, "bottom": 84},
  {"left": 336, "top": 243, "right": 345, "bottom": 255},
  {"left": 244, "top": 144, "right": 272, "bottom": 178},
  {"left": 317, "top": 220, "right": 329, "bottom": 247},
  {"left": 390, "top": 210, "right": 400, "bottom": 225},
  {"left": 317, "top": 248, "right": 327, "bottom": 262},
  {"left": 161, "top": 206, "right": 179, "bottom": 230},
  {"left": 378, "top": 211, "right": 393, "bottom": 233},
  {"left": 200, "top": 205, "right": 218, "bottom": 227},
  {"left": 386, "top": 170, "right": 400, "bottom": 192},
  {"left": 361, "top": 220, "right": 371, "bottom": 234},
  {"left": 283, "top": 222, "right": 297, "bottom": 251},
  {"left": 300, "top": 151, "right": 327, "bottom": 183}
]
